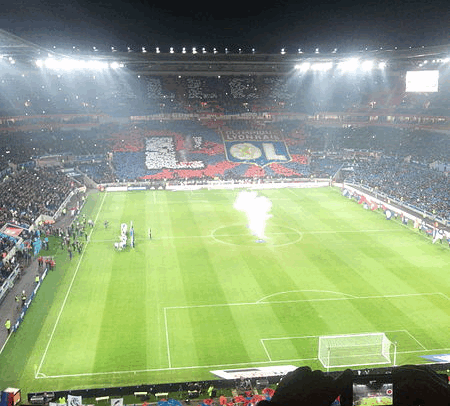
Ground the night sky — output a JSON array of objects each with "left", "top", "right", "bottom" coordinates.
[{"left": 1, "top": 0, "right": 450, "bottom": 53}]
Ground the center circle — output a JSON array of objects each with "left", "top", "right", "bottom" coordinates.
[{"left": 211, "top": 224, "right": 303, "bottom": 247}]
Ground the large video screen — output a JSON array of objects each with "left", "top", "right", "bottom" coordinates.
[{"left": 405, "top": 70, "right": 439, "bottom": 92}]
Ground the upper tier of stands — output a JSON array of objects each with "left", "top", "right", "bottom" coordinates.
[{"left": 3, "top": 71, "right": 450, "bottom": 118}]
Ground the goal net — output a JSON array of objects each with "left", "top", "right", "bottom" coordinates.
[{"left": 318, "top": 333, "right": 392, "bottom": 369}]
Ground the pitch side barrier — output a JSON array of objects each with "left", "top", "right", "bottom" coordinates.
[
  {"left": 26, "top": 363, "right": 450, "bottom": 404},
  {"left": 99, "top": 178, "right": 331, "bottom": 192},
  {"left": 53, "top": 186, "right": 87, "bottom": 221},
  {"left": 343, "top": 182, "right": 449, "bottom": 232},
  {"left": 0, "top": 265, "right": 20, "bottom": 305}
]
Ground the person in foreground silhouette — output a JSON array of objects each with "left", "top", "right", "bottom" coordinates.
[{"left": 256, "top": 365, "right": 450, "bottom": 406}]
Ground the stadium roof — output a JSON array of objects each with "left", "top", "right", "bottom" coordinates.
[
  {"left": 0, "top": 28, "right": 53, "bottom": 59},
  {"left": 2, "top": 28, "right": 450, "bottom": 76}
]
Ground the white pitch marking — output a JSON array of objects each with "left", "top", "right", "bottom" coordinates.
[
  {"left": 262, "top": 335, "right": 322, "bottom": 342},
  {"left": 37, "top": 322, "right": 448, "bottom": 380},
  {"left": 256, "top": 290, "right": 358, "bottom": 303},
  {"left": 0, "top": 332, "right": 11, "bottom": 355},
  {"left": 438, "top": 292, "right": 450, "bottom": 301},
  {"left": 39, "top": 345, "right": 450, "bottom": 380},
  {"left": 404, "top": 329, "right": 427, "bottom": 350},
  {"left": 260, "top": 339, "right": 272, "bottom": 361},
  {"left": 260, "top": 330, "right": 416, "bottom": 342},
  {"left": 163, "top": 292, "right": 444, "bottom": 311},
  {"left": 36, "top": 345, "right": 450, "bottom": 380},
  {"left": 36, "top": 357, "right": 319, "bottom": 379},
  {"left": 210, "top": 225, "right": 303, "bottom": 247},
  {"left": 36, "top": 191, "right": 107, "bottom": 379},
  {"left": 89, "top": 228, "right": 403, "bottom": 244},
  {"left": 164, "top": 307, "right": 172, "bottom": 368}
]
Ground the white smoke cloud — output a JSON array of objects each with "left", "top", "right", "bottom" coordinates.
[{"left": 234, "top": 190, "right": 272, "bottom": 240}]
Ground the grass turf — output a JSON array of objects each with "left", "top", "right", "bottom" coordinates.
[{"left": 0, "top": 187, "right": 449, "bottom": 396}]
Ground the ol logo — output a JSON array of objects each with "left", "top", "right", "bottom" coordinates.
[{"left": 225, "top": 141, "right": 291, "bottom": 166}]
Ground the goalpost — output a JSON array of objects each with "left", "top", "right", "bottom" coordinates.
[{"left": 318, "top": 333, "right": 396, "bottom": 370}]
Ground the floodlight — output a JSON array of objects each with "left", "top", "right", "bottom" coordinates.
[
  {"left": 182, "top": 47, "right": 186, "bottom": 54},
  {"left": 170, "top": 47, "right": 174, "bottom": 53},
  {"left": 110, "top": 61, "right": 120, "bottom": 69},
  {"left": 378, "top": 61, "right": 387, "bottom": 69},
  {"left": 35, "top": 59, "right": 44, "bottom": 68},
  {"left": 311, "top": 61, "right": 333, "bottom": 71},
  {"left": 361, "top": 60, "right": 374, "bottom": 71},
  {"left": 281, "top": 48, "right": 286, "bottom": 55},
  {"left": 43, "top": 58, "right": 58, "bottom": 69},
  {"left": 315, "top": 48, "right": 319, "bottom": 53},
  {"left": 337, "top": 58, "right": 359, "bottom": 72},
  {"left": 192, "top": 47, "right": 197, "bottom": 54},
  {"left": 90, "top": 60, "right": 109, "bottom": 70},
  {"left": 295, "top": 62, "right": 310, "bottom": 72},
  {"left": 156, "top": 47, "right": 160, "bottom": 54},
  {"left": 142, "top": 47, "right": 147, "bottom": 53}
]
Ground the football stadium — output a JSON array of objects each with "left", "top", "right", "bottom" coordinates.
[{"left": 0, "top": 28, "right": 449, "bottom": 406}]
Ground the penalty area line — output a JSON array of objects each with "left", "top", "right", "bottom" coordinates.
[{"left": 164, "top": 292, "right": 444, "bottom": 310}]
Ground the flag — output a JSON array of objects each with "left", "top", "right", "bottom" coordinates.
[
  {"left": 111, "top": 399, "right": 123, "bottom": 406},
  {"left": 67, "top": 395, "right": 82, "bottom": 406}
]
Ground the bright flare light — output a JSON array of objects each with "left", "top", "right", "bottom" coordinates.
[{"left": 234, "top": 191, "right": 272, "bottom": 241}]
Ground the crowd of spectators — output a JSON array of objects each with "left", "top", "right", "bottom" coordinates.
[
  {"left": 6, "top": 68, "right": 450, "bottom": 118},
  {"left": 345, "top": 157, "right": 450, "bottom": 220},
  {"left": 0, "top": 117, "right": 447, "bottom": 221},
  {"left": 0, "top": 167, "right": 73, "bottom": 228},
  {"left": 0, "top": 165, "right": 73, "bottom": 284}
]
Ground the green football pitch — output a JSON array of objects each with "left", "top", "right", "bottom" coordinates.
[{"left": 1, "top": 187, "right": 449, "bottom": 395}]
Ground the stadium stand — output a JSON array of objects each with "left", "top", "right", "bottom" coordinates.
[{"left": 1, "top": 33, "right": 450, "bottom": 403}]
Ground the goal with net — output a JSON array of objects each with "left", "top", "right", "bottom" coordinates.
[{"left": 318, "top": 332, "right": 395, "bottom": 370}]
